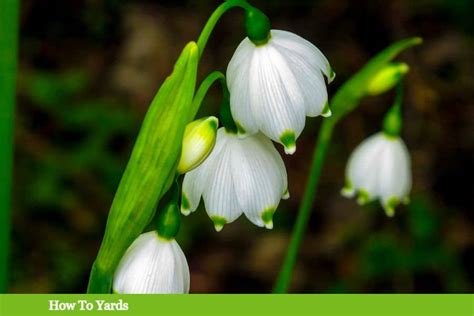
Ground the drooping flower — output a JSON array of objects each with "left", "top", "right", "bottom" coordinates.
[
  {"left": 113, "top": 231, "right": 190, "bottom": 294},
  {"left": 341, "top": 132, "right": 412, "bottom": 216},
  {"left": 177, "top": 116, "right": 219, "bottom": 174},
  {"left": 181, "top": 128, "right": 288, "bottom": 231},
  {"left": 226, "top": 30, "right": 334, "bottom": 154}
]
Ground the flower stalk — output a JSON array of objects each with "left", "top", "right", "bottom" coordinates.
[
  {"left": 273, "top": 37, "right": 422, "bottom": 293},
  {"left": 382, "top": 82, "right": 404, "bottom": 137}
]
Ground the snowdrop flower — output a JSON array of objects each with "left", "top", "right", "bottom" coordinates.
[
  {"left": 226, "top": 29, "right": 334, "bottom": 154},
  {"left": 113, "top": 231, "right": 190, "bottom": 294},
  {"left": 341, "top": 132, "right": 411, "bottom": 216},
  {"left": 181, "top": 128, "right": 288, "bottom": 231}
]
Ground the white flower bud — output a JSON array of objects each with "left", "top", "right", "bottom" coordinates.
[
  {"left": 113, "top": 231, "right": 190, "bottom": 294},
  {"left": 177, "top": 116, "right": 218, "bottom": 174}
]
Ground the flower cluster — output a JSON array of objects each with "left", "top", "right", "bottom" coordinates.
[
  {"left": 109, "top": 2, "right": 416, "bottom": 295},
  {"left": 181, "top": 29, "right": 333, "bottom": 231}
]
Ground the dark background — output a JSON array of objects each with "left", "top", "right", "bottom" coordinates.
[{"left": 11, "top": 0, "right": 474, "bottom": 293}]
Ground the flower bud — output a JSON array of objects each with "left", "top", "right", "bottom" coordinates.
[
  {"left": 366, "top": 63, "right": 409, "bottom": 96},
  {"left": 113, "top": 231, "right": 190, "bottom": 294},
  {"left": 177, "top": 116, "right": 218, "bottom": 174}
]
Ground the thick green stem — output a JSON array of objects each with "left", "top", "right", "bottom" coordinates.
[
  {"left": 273, "top": 119, "right": 334, "bottom": 293},
  {"left": 0, "top": 0, "right": 20, "bottom": 293}
]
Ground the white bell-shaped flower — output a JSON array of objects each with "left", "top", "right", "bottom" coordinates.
[
  {"left": 341, "top": 132, "right": 412, "bottom": 216},
  {"left": 113, "top": 231, "right": 190, "bottom": 294},
  {"left": 181, "top": 128, "right": 288, "bottom": 231},
  {"left": 226, "top": 29, "right": 334, "bottom": 155}
]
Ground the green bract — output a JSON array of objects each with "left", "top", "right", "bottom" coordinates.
[{"left": 87, "top": 41, "right": 199, "bottom": 293}]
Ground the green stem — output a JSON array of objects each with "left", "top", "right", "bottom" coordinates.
[
  {"left": 191, "top": 71, "right": 225, "bottom": 117},
  {"left": 191, "top": 71, "right": 237, "bottom": 132},
  {"left": 273, "top": 119, "right": 335, "bottom": 293},
  {"left": 273, "top": 37, "right": 422, "bottom": 293},
  {"left": 382, "top": 82, "right": 403, "bottom": 136},
  {"left": 0, "top": 0, "right": 19, "bottom": 293},
  {"left": 196, "top": 0, "right": 251, "bottom": 58}
]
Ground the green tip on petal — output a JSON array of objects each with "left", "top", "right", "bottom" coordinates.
[
  {"left": 328, "top": 66, "right": 336, "bottom": 83},
  {"left": 279, "top": 130, "right": 296, "bottom": 155},
  {"left": 211, "top": 216, "right": 227, "bottom": 232},
  {"left": 261, "top": 207, "right": 276, "bottom": 229},
  {"left": 207, "top": 116, "right": 219, "bottom": 131},
  {"left": 384, "top": 196, "right": 400, "bottom": 217},
  {"left": 235, "top": 120, "right": 247, "bottom": 138},
  {"left": 180, "top": 193, "right": 191, "bottom": 215},
  {"left": 282, "top": 188, "right": 290, "bottom": 200},
  {"left": 341, "top": 178, "right": 355, "bottom": 198},
  {"left": 356, "top": 189, "right": 371, "bottom": 205},
  {"left": 321, "top": 101, "right": 332, "bottom": 117}
]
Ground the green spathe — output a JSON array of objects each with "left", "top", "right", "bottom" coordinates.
[{"left": 87, "top": 42, "right": 199, "bottom": 293}]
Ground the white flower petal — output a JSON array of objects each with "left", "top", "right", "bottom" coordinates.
[
  {"left": 113, "top": 232, "right": 190, "bottom": 294},
  {"left": 170, "top": 239, "right": 190, "bottom": 293},
  {"left": 378, "top": 138, "right": 412, "bottom": 203},
  {"left": 231, "top": 134, "right": 286, "bottom": 228},
  {"left": 249, "top": 44, "right": 306, "bottom": 147},
  {"left": 181, "top": 168, "right": 203, "bottom": 215},
  {"left": 271, "top": 30, "right": 334, "bottom": 82},
  {"left": 271, "top": 39, "right": 328, "bottom": 117},
  {"left": 346, "top": 133, "right": 387, "bottom": 199},
  {"left": 202, "top": 132, "right": 243, "bottom": 229},
  {"left": 254, "top": 133, "right": 288, "bottom": 197},
  {"left": 181, "top": 129, "right": 228, "bottom": 215},
  {"left": 227, "top": 39, "right": 259, "bottom": 136}
]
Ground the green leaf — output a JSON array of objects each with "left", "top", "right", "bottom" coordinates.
[{"left": 87, "top": 41, "right": 199, "bottom": 293}]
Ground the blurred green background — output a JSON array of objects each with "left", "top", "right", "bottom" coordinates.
[{"left": 11, "top": 0, "right": 473, "bottom": 293}]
